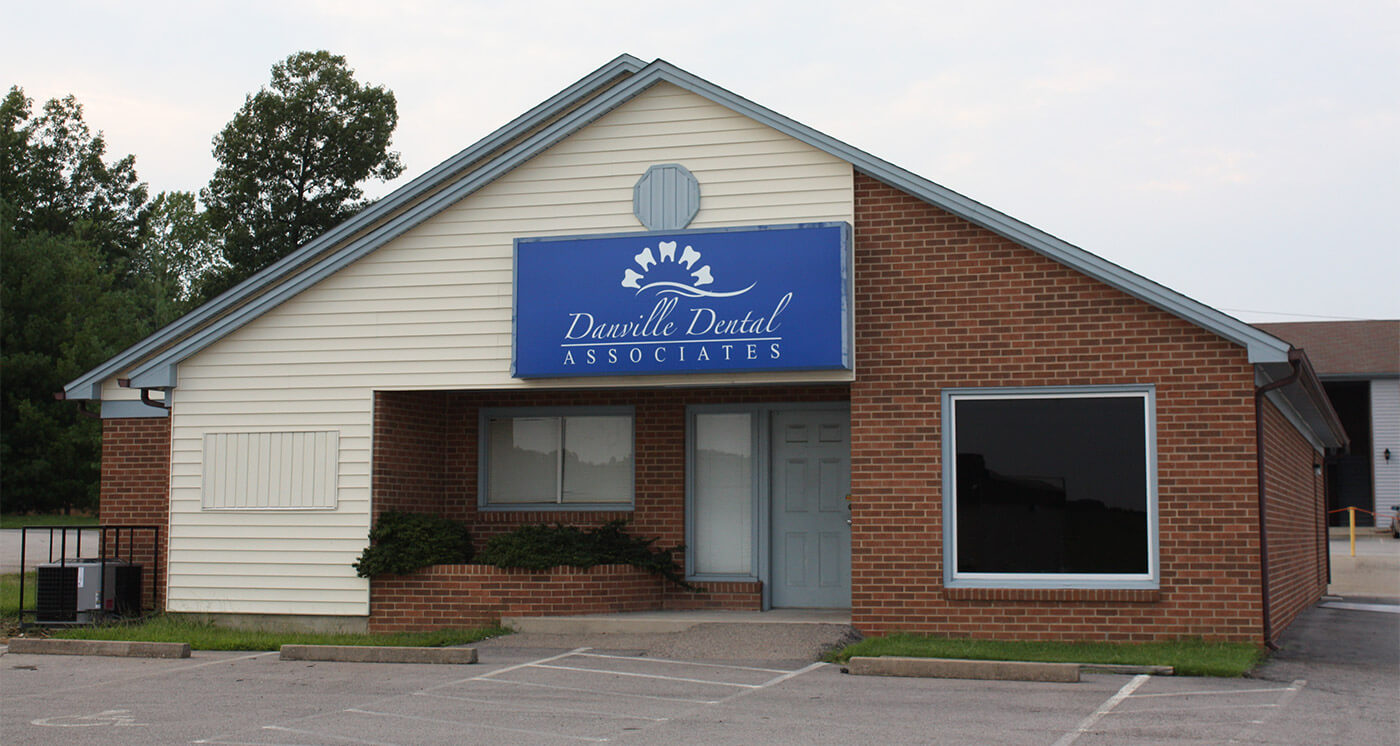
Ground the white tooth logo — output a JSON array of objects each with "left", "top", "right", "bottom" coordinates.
[{"left": 619, "top": 241, "right": 754, "bottom": 298}]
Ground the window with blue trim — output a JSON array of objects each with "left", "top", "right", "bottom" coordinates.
[
  {"left": 945, "top": 388, "right": 1157, "bottom": 588},
  {"left": 481, "top": 409, "right": 634, "bottom": 509}
]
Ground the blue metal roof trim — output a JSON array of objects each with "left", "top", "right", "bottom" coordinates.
[
  {"left": 76, "top": 53, "right": 1291, "bottom": 398},
  {"left": 63, "top": 54, "right": 648, "bottom": 398}
]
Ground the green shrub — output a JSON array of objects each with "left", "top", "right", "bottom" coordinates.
[
  {"left": 476, "top": 520, "right": 691, "bottom": 589},
  {"left": 353, "top": 512, "right": 473, "bottom": 578}
]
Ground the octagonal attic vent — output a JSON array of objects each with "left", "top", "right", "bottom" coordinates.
[{"left": 633, "top": 164, "right": 700, "bottom": 231}]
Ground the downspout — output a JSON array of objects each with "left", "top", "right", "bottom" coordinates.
[
  {"left": 140, "top": 388, "right": 170, "bottom": 411},
  {"left": 117, "top": 377, "right": 170, "bottom": 411},
  {"left": 1253, "top": 348, "right": 1303, "bottom": 650}
]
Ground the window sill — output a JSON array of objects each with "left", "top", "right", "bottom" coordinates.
[
  {"left": 477, "top": 504, "right": 634, "bottom": 513},
  {"left": 944, "top": 587, "right": 1161, "bottom": 603}
]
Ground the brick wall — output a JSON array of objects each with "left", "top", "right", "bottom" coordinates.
[
  {"left": 1260, "top": 398, "right": 1328, "bottom": 639},
  {"left": 373, "top": 386, "right": 842, "bottom": 551},
  {"left": 361, "top": 175, "right": 1312, "bottom": 643},
  {"left": 98, "top": 416, "right": 171, "bottom": 613},
  {"left": 369, "top": 564, "right": 663, "bottom": 632},
  {"left": 849, "top": 173, "right": 1264, "bottom": 642},
  {"left": 372, "top": 391, "right": 447, "bottom": 519},
  {"left": 368, "top": 386, "right": 835, "bottom": 618}
]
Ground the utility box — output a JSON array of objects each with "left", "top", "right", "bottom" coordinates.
[{"left": 35, "top": 558, "right": 143, "bottom": 623}]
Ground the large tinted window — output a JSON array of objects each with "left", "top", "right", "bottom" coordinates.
[
  {"left": 953, "top": 394, "right": 1149, "bottom": 576},
  {"left": 484, "top": 412, "right": 633, "bottom": 508}
]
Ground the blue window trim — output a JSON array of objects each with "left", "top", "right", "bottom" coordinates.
[
  {"left": 941, "top": 385, "right": 1160, "bottom": 590},
  {"left": 477, "top": 405, "right": 636, "bottom": 512}
]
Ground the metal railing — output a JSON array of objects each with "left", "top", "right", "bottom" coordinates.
[
  {"left": 16, "top": 524, "right": 162, "bottom": 629},
  {"left": 1327, "top": 507, "right": 1376, "bottom": 557}
]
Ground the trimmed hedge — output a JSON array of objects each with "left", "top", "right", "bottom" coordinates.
[
  {"left": 354, "top": 512, "right": 473, "bottom": 578},
  {"left": 476, "top": 521, "right": 691, "bottom": 588}
]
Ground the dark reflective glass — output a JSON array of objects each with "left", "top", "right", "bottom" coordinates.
[{"left": 955, "top": 396, "right": 1148, "bottom": 574}]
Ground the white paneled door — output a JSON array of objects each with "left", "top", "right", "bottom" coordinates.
[{"left": 770, "top": 410, "right": 851, "bottom": 608}]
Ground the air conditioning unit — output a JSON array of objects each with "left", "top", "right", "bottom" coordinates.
[{"left": 35, "top": 558, "right": 143, "bottom": 623}]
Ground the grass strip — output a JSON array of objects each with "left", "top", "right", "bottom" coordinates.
[
  {"left": 42, "top": 615, "right": 507, "bottom": 651},
  {"left": 1, "top": 514, "right": 99, "bottom": 529},
  {"left": 825, "top": 633, "right": 1264, "bottom": 677},
  {"left": 2, "top": 572, "right": 37, "bottom": 619}
]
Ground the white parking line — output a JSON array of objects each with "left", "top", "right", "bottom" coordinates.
[
  {"left": 344, "top": 708, "right": 608, "bottom": 743},
  {"left": 532, "top": 663, "right": 765, "bottom": 688},
  {"left": 755, "top": 661, "right": 825, "bottom": 688},
  {"left": 571, "top": 652, "right": 791, "bottom": 674},
  {"left": 1128, "top": 686, "right": 1299, "bottom": 698},
  {"left": 1050, "top": 674, "right": 1150, "bottom": 746},
  {"left": 262, "top": 724, "right": 400, "bottom": 745},
  {"left": 413, "top": 691, "right": 669, "bottom": 722},
  {"left": 456, "top": 647, "right": 592, "bottom": 684},
  {"left": 465, "top": 677, "right": 724, "bottom": 704},
  {"left": 12, "top": 651, "right": 280, "bottom": 704},
  {"left": 1228, "top": 679, "right": 1307, "bottom": 744}
]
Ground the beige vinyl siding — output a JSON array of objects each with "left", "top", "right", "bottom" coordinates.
[
  {"left": 163, "top": 82, "right": 854, "bottom": 615},
  {"left": 1373, "top": 379, "right": 1400, "bottom": 522}
]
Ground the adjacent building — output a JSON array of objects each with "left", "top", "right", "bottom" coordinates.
[{"left": 1255, "top": 321, "right": 1400, "bottom": 529}]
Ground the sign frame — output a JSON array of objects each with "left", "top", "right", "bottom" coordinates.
[{"left": 511, "top": 222, "right": 853, "bottom": 379}]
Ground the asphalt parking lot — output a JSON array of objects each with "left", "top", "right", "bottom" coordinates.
[{"left": 3, "top": 601, "right": 1396, "bottom": 745}]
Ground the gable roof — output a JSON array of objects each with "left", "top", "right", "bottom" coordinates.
[
  {"left": 1254, "top": 320, "right": 1400, "bottom": 378},
  {"left": 67, "top": 54, "right": 1295, "bottom": 400}
]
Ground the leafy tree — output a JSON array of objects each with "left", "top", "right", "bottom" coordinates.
[
  {"left": 1, "top": 87, "right": 169, "bottom": 514},
  {"left": 1, "top": 87, "right": 148, "bottom": 277},
  {"left": 135, "top": 190, "right": 226, "bottom": 315},
  {"left": 202, "top": 51, "right": 403, "bottom": 287}
]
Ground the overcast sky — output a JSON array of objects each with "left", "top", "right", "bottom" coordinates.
[{"left": 8, "top": 1, "right": 1397, "bottom": 323}]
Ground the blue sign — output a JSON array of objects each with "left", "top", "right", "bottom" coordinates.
[{"left": 513, "top": 223, "right": 851, "bottom": 378}]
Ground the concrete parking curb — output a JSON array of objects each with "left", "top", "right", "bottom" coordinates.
[
  {"left": 278, "top": 644, "right": 478, "bottom": 664},
  {"left": 6, "top": 638, "right": 191, "bottom": 658},
  {"left": 846, "top": 656, "right": 1080, "bottom": 682}
]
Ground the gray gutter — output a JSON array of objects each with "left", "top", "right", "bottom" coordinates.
[{"left": 61, "top": 54, "right": 647, "bottom": 399}]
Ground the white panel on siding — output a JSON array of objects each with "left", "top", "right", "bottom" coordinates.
[
  {"left": 1372, "top": 379, "right": 1400, "bottom": 521},
  {"left": 202, "top": 431, "right": 339, "bottom": 510},
  {"left": 164, "top": 81, "right": 854, "bottom": 616}
]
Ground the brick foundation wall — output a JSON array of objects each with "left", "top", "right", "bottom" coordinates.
[
  {"left": 98, "top": 416, "right": 171, "bottom": 614},
  {"left": 1260, "top": 398, "right": 1329, "bottom": 639},
  {"left": 369, "top": 564, "right": 664, "bottom": 632},
  {"left": 849, "top": 173, "right": 1264, "bottom": 642}
]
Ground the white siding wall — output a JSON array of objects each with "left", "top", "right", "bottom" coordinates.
[
  {"left": 163, "top": 83, "right": 855, "bottom": 615},
  {"left": 1373, "top": 378, "right": 1400, "bottom": 526}
]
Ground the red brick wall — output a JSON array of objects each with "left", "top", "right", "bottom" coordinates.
[
  {"left": 1260, "top": 398, "right": 1328, "bottom": 639},
  {"left": 849, "top": 173, "right": 1264, "bottom": 642},
  {"left": 372, "top": 391, "right": 447, "bottom": 520},
  {"left": 369, "top": 564, "right": 664, "bottom": 632},
  {"left": 373, "top": 386, "right": 841, "bottom": 550},
  {"left": 99, "top": 416, "right": 171, "bottom": 613}
]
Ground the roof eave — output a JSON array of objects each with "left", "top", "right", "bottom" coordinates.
[{"left": 62, "top": 54, "right": 647, "bottom": 400}]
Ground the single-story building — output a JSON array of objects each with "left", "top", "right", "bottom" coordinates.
[
  {"left": 65, "top": 55, "right": 1347, "bottom": 645},
  {"left": 1254, "top": 320, "right": 1399, "bottom": 529}
]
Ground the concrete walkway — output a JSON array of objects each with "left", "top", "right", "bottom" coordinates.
[
  {"left": 1328, "top": 534, "right": 1400, "bottom": 599},
  {"left": 489, "top": 609, "right": 860, "bottom": 662}
]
